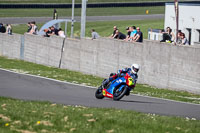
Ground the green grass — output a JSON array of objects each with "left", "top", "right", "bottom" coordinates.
[
  {"left": 0, "top": 6, "right": 164, "bottom": 18},
  {"left": 12, "top": 19, "right": 164, "bottom": 39},
  {"left": 0, "top": 96, "right": 200, "bottom": 133},
  {"left": 0, "top": 0, "right": 177, "bottom": 4},
  {"left": 0, "top": 56, "right": 200, "bottom": 104}
]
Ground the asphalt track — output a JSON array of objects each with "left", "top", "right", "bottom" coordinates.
[
  {"left": 0, "top": 69, "right": 200, "bottom": 120},
  {"left": 0, "top": 14, "right": 164, "bottom": 24}
]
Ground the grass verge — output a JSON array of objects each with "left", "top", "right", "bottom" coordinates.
[
  {"left": 0, "top": 96, "right": 200, "bottom": 133},
  {"left": 0, "top": 56, "right": 200, "bottom": 104},
  {"left": 0, "top": 6, "right": 164, "bottom": 17}
]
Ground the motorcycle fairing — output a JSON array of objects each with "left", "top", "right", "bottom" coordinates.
[
  {"left": 124, "top": 73, "right": 135, "bottom": 87},
  {"left": 103, "top": 77, "right": 126, "bottom": 98}
]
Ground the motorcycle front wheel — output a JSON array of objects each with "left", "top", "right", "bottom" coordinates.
[
  {"left": 95, "top": 85, "right": 104, "bottom": 99},
  {"left": 113, "top": 85, "right": 128, "bottom": 101}
]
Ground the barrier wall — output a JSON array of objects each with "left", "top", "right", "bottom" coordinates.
[
  {"left": 0, "top": 33, "right": 22, "bottom": 59},
  {"left": 24, "top": 34, "right": 64, "bottom": 67},
  {"left": 0, "top": 33, "right": 200, "bottom": 93},
  {"left": 61, "top": 38, "right": 200, "bottom": 93}
]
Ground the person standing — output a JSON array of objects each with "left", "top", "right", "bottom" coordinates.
[{"left": 6, "top": 24, "right": 12, "bottom": 35}]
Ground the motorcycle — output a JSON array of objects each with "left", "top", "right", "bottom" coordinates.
[{"left": 95, "top": 73, "right": 135, "bottom": 101}]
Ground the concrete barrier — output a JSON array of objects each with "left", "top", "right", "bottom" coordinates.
[
  {"left": 0, "top": 33, "right": 200, "bottom": 94},
  {"left": 61, "top": 38, "right": 200, "bottom": 93},
  {"left": 24, "top": 34, "right": 64, "bottom": 67},
  {"left": 0, "top": 33, "right": 22, "bottom": 59}
]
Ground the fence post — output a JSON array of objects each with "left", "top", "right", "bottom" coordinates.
[
  {"left": 81, "top": 0, "right": 87, "bottom": 38},
  {"left": 20, "top": 35, "right": 25, "bottom": 60}
]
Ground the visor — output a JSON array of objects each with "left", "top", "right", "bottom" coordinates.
[{"left": 134, "top": 68, "right": 139, "bottom": 72}]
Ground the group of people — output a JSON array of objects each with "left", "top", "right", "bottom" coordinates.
[
  {"left": 160, "top": 26, "right": 188, "bottom": 45},
  {"left": 0, "top": 23, "right": 12, "bottom": 35},
  {"left": 110, "top": 26, "right": 143, "bottom": 43},
  {"left": 90, "top": 25, "right": 143, "bottom": 43},
  {"left": 27, "top": 21, "right": 38, "bottom": 35},
  {"left": 26, "top": 21, "right": 66, "bottom": 38},
  {"left": 43, "top": 26, "right": 65, "bottom": 38}
]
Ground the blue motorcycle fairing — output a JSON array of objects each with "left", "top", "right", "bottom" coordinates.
[{"left": 106, "top": 77, "right": 127, "bottom": 95}]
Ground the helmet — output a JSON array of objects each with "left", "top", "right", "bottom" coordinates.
[{"left": 131, "top": 64, "right": 140, "bottom": 74}]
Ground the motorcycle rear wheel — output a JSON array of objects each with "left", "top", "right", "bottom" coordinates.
[
  {"left": 113, "top": 86, "right": 128, "bottom": 101},
  {"left": 95, "top": 85, "right": 104, "bottom": 99}
]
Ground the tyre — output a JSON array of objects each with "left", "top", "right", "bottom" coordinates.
[
  {"left": 113, "top": 85, "right": 128, "bottom": 101},
  {"left": 95, "top": 85, "right": 104, "bottom": 99}
]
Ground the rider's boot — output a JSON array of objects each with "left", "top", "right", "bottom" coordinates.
[
  {"left": 125, "top": 90, "right": 130, "bottom": 96},
  {"left": 102, "top": 79, "right": 109, "bottom": 88}
]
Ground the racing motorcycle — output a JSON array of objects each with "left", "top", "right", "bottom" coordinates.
[{"left": 95, "top": 73, "right": 135, "bottom": 101}]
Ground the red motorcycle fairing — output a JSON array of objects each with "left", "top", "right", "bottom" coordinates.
[{"left": 103, "top": 89, "right": 113, "bottom": 98}]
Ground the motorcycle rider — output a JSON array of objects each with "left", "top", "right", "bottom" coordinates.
[{"left": 102, "top": 64, "right": 140, "bottom": 96}]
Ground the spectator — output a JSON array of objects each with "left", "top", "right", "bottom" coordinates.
[
  {"left": 58, "top": 28, "right": 66, "bottom": 38},
  {"left": 110, "top": 26, "right": 118, "bottom": 38},
  {"left": 0, "top": 23, "right": 6, "bottom": 33},
  {"left": 6, "top": 24, "right": 12, "bottom": 35},
  {"left": 91, "top": 29, "right": 100, "bottom": 40},
  {"left": 125, "top": 27, "right": 131, "bottom": 41},
  {"left": 27, "top": 22, "right": 32, "bottom": 33},
  {"left": 180, "top": 33, "right": 189, "bottom": 45},
  {"left": 113, "top": 30, "right": 126, "bottom": 40},
  {"left": 29, "top": 21, "right": 38, "bottom": 35},
  {"left": 177, "top": 30, "right": 183, "bottom": 44},
  {"left": 125, "top": 26, "right": 137, "bottom": 41},
  {"left": 160, "top": 27, "right": 175, "bottom": 43},
  {"left": 43, "top": 28, "right": 51, "bottom": 37},
  {"left": 49, "top": 26, "right": 59, "bottom": 36},
  {"left": 133, "top": 27, "right": 143, "bottom": 43}
]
